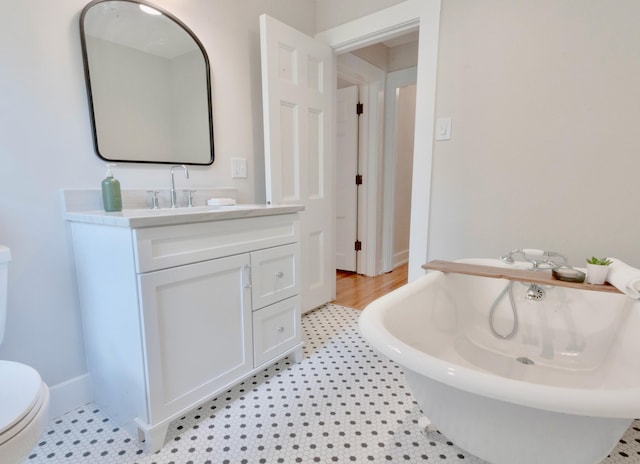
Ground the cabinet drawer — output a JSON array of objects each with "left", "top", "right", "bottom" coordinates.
[
  {"left": 251, "top": 244, "right": 299, "bottom": 310},
  {"left": 134, "top": 214, "right": 299, "bottom": 273},
  {"left": 253, "top": 296, "right": 301, "bottom": 367}
]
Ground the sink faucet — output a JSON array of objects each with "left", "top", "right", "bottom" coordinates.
[{"left": 169, "top": 165, "right": 189, "bottom": 208}]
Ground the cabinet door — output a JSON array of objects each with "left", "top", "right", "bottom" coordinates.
[
  {"left": 139, "top": 254, "right": 252, "bottom": 425},
  {"left": 251, "top": 243, "right": 299, "bottom": 310}
]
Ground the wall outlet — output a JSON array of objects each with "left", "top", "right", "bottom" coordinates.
[{"left": 231, "top": 158, "right": 248, "bottom": 178}]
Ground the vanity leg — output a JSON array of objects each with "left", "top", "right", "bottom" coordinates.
[
  {"left": 139, "top": 422, "right": 170, "bottom": 453},
  {"left": 291, "top": 346, "right": 304, "bottom": 364},
  {"left": 418, "top": 416, "right": 437, "bottom": 434}
]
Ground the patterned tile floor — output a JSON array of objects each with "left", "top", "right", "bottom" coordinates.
[{"left": 24, "top": 304, "right": 640, "bottom": 463}]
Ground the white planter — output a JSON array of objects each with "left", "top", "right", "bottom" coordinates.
[{"left": 586, "top": 263, "right": 609, "bottom": 285}]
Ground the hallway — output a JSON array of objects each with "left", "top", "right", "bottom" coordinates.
[{"left": 333, "top": 263, "right": 408, "bottom": 310}]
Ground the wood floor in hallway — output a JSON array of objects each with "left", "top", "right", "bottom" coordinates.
[{"left": 332, "top": 263, "right": 408, "bottom": 310}]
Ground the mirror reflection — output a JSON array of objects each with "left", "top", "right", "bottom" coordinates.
[{"left": 80, "top": 0, "right": 214, "bottom": 165}]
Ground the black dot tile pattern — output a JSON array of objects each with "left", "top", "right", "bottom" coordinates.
[{"left": 23, "top": 304, "right": 640, "bottom": 463}]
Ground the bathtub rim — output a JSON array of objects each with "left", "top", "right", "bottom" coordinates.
[{"left": 359, "top": 270, "right": 640, "bottom": 419}]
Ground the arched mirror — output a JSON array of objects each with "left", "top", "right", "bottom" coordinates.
[{"left": 80, "top": 0, "right": 214, "bottom": 165}]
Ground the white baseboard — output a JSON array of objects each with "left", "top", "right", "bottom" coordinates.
[
  {"left": 48, "top": 373, "right": 93, "bottom": 419},
  {"left": 392, "top": 249, "right": 409, "bottom": 269}
]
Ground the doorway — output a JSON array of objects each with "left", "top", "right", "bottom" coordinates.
[
  {"left": 317, "top": 1, "right": 441, "bottom": 284},
  {"left": 334, "top": 34, "right": 419, "bottom": 278}
]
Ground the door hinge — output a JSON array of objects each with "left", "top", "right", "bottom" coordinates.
[
  {"left": 356, "top": 102, "right": 363, "bottom": 115},
  {"left": 355, "top": 240, "right": 362, "bottom": 251},
  {"left": 355, "top": 174, "right": 363, "bottom": 185}
]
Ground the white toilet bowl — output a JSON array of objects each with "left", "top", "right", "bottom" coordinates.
[{"left": 0, "top": 360, "right": 50, "bottom": 463}]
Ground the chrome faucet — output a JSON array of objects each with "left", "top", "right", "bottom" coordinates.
[
  {"left": 500, "top": 249, "right": 568, "bottom": 270},
  {"left": 169, "top": 165, "right": 189, "bottom": 208}
]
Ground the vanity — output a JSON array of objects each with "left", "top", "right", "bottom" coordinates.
[
  {"left": 72, "top": 0, "right": 304, "bottom": 451},
  {"left": 64, "top": 201, "right": 303, "bottom": 452}
]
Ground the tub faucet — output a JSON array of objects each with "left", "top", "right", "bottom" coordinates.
[
  {"left": 500, "top": 249, "right": 568, "bottom": 270},
  {"left": 169, "top": 165, "right": 189, "bottom": 208}
]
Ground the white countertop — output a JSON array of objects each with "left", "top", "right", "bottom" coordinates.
[{"left": 64, "top": 204, "right": 304, "bottom": 228}]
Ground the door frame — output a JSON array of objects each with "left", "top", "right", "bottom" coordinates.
[
  {"left": 316, "top": 0, "right": 442, "bottom": 282},
  {"left": 336, "top": 53, "right": 386, "bottom": 277},
  {"left": 381, "top": 66, "right": 418, "bottom": 273}
]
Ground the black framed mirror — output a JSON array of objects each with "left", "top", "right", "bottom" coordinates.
[{"left": 80, "top": 0, "right": 214, "bottom": 165}]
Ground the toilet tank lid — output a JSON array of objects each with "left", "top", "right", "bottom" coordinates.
[{"left": 0, "top": 246, "right": 10, "bottom": 264}]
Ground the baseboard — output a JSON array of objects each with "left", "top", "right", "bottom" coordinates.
[
  {"left": 392, "top": 250, "right": 409, "bottom": 269},
  {"left": 48, "top": 373, "right": 93, "bottom": 419}
]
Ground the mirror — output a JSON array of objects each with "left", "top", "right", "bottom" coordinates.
[{"left": 80, "top": 0, "right": 214, "bottom": 165}]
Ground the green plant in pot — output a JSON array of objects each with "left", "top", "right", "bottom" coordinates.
[{"left": 585, "top": 257, "right": 612, "bottom": 285}]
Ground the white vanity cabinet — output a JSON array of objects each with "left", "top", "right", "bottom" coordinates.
[{"left": 66, "top": 207, "right": 302, "bottom": 452}]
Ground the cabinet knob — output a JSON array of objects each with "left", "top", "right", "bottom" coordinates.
[
  {"left": 276, "top": 326, "right": 285, "bottom": 333},
  {"left": 275, "top": 271, "right": 284, "bottom": 278}
]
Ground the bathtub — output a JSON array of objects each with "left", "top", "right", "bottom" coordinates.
[{"left": 359, "top": 259, "right": 640, "bottom": 464}]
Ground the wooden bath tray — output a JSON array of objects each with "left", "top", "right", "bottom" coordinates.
[{"left": 422, "top": 260, "right": 621, "bottom": 294}]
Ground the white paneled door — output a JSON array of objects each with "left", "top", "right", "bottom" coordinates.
[
  {"left": 335, "top": 86, "right": 359, "bottom": 272},
  {"left": 259, "top": 14, "right": 335, "bottom": 313}
]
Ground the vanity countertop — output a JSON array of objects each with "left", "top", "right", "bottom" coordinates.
[{"left": 64, "top": 204, "right": 304, "bottom": 228}]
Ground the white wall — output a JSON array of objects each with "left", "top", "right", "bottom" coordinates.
[
  {"left": 0, "top": 0, "right": 316, "bottom": 414},
  {"left": 428, "top": 0, "right": 640, "bottom": 268},
  {"left": 315, "top": 0, "right": 407, "bottom": 31},
  {"left": 388, "top": 40, "right": 418, "bottom": 72}
]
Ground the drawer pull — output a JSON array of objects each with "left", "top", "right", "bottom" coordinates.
[
  {"left": 243, "top": 264, "right": 252, "bottom": 288},
  {"left": 276, "top": 326, "right": 285, "bottom": 333},
  {"left": 275, "top": 271, "right": 284, "bottom": 278}
]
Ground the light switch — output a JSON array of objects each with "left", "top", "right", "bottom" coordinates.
[
  {"left": 231, "top": 158, "right": 248, "bottom": 178},
  {"left": 435, "top": 117, "right": 452, "bottom": 141}
]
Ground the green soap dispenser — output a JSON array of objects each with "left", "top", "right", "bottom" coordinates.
[{"left": 101, "top": 164, "right": 122, "bottom": 212}]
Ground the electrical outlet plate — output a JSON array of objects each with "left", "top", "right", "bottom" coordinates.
[{"left": 231, "top": 158, "right": 248, "bottom": 178}]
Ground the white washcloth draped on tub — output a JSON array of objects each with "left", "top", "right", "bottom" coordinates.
[{"left": 606, "top": 258, "right": 640, "bottom": 299}]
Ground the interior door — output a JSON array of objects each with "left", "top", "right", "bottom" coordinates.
[
  {"left": 260, "top": 14, "right": 335, "bottom": 312},
  {"left": 335, "top": 86, "right": 359, "bottom": 272}
]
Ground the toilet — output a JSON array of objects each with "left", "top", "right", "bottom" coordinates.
[{"left": 0, "top": 245, "right": 50, "bottom": 463}]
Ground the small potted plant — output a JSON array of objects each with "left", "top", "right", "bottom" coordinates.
[{"left": 585, "top": 257, "right": 612, "bottom": 285}]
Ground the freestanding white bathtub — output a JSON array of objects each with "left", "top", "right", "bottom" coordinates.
[{"left": 359, "top": 259, "right": 640, "bottom": 464}]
